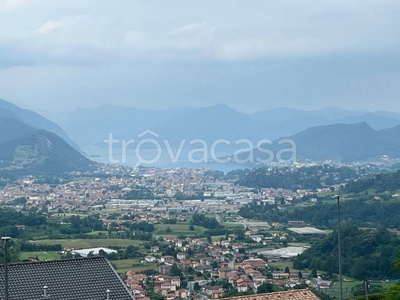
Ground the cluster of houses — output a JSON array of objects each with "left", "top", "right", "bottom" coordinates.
[
  {"left": 118, "top": 233, "right": 313, "bottom": 300},
  {"left": 126, "top": 270, "right": 188, "bottom": 300},
  {"left": 0, "top": 163, "right": 317, "bottom": 216}
]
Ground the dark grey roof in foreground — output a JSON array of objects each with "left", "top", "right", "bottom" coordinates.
[{"left": 0, "top": 256, "right": 134, "bottom": 300}]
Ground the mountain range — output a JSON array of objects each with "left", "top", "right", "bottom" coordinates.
[
  {"left": 239, "top": 122, "right": 400, "bottom": 163},
  {"left": 0, "top": 99, "right": 79, "bottom": 150},
  {"left": 48, "top": 104, "right": 400, "bottom": 149},
  {"left": 48, "top": 104, "right": 400, "bottom": 163},
  {"left": 0, "top": 99, "right": 94, "bottom": 176},
  {"left": 2, "top": 98, "right": 400, "bottom": 169}
]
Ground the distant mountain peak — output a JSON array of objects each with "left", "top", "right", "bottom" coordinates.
[{"left": 0, "top": 98, "right": 80, "bottom": 151}]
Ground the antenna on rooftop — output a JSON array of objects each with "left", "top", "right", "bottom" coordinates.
[
  {"left": 106, "top": 289, "right": 110, "bottom": 300},
  {"left": 2, "top": 237, "right": 11, "bottom": 300},
  {"left": 43, "top": 286, "right": 49, "bottom": 298}
]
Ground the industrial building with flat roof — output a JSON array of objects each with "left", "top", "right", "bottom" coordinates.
[{"left": 288, "top": 227, "right": 327, "bottom": 235}]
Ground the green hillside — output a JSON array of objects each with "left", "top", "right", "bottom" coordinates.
[{"left": 0, "top": 129, "right": 95, "bottom": 175}]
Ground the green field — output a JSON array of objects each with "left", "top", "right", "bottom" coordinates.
[
  {"left": 112, "top": 258, "right": 141, "bottom": 272},
  {"left": 223, "top": 222, "right": 244, "bottom": 229},
  {"left": 269, "top": 261, "right": 294, "bottom": 271},
  {"left": 86, "top": 231, "right": 109, "bottom": 236},
  {"left": 34, "top": 238, "right": 143, "bottom": 249},
  {"left": 20, "top": 251, "right": 61, "bottom": 261},
  {"left": 331, "top": 280, "right": 397, "bottom": 290},
  {"left": 154, "top": 223, "right": 205, "bottom": 236}
]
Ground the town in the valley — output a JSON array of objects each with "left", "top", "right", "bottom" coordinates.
[{"left": 3, "top": 162, "right": 395, "bottom": 300}]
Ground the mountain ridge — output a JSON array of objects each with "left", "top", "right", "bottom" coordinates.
[
  {"left": 0, "top": 129, "right": 95, "bottom": 176},
  {"left": 0, "top": 98, "right": 80, "bottom": 151},
  {"left": 52, "top": 104, "right": 400, "bottom": 154}
]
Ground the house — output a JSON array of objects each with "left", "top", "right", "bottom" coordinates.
[
  {"left": 160, "top": 283, "right": 177, "bottom": 292},
  {"left": 243, "top": 258, "right": 268, "bottom": 268},
  {"left": 272, "top": 272, "right": 289, "bottom": 279},
  {"left": 218, "top": 267, "right": 233, "bottom": 279},
  {"left": 203, "top": 285, "right": 225, "bottom": 299},
  {"left": 250, "top": 235, "right": 263, "bottom": 243},
  {"left": 177, "top": 289, "right": 188, "bottom": 299},
  {"left": 161, "top": 255, "right": 174, "bottom": 265},
  {"left": 163, "top": 236, "right": 179, "bottom": 243},
  {"left": 144, "top": 255, "right": 156, "bottom": 263},
  {"left": 195, "top": 265, "right": 212, "bottom": 274},
  {"left": 223, "top": 289, "right": 320, "bottom": 300},
  {"left": 317, "top": 280, "right": 332, "bottom": 289},
  {"left": 129, "top": 283, "right": 146, "bottom": 296},
  {"left": 151, "top": 246, "right": 160, "bottom": 253},
  {"left": 135, "top": 296, "right": 150, "bottom": 300},
  {"left": 200, "top": 257, "right": 214, "bottom": 266},
  {"left": 221, "top": 240, "right": 230, "bottom": 247},
  {"left": 177, "top": 252, "right": 186, "bottom": 260},
  {"left": 170, "top": 276, "right": 181, "bottom": 287},
  {"left": 288, "top": 220, "right": 305, "bottom": 226},
  {"left": 159, "top": 265, "right": 172, "bottom": 275},
  {"left": 0, "top": 257, "right": 134, "bottom": 300},
  {"left": 237, "top": 282, "right": 249, "bottom": 292},
  {"left": 175, "top": 241, "right": 183, "bottom": 248}
]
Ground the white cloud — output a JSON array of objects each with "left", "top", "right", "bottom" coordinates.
[
  {"left": 36, "top": 15, "right": 91, "bottom": 34},
  {"left": 36, "top": 20, "right": 61, "bottom": 33},
  {"left": 1, "top": 0, "right": 400, "bottom": 65},
  {"left": 168, "top": 22, "right": 215, "bottom": 38}
]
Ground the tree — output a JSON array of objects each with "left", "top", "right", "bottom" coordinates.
[
  {"left": 233, "top": 227, "right": 245, "bottom": 240},
  {"left": 257, "top": 282, "right": 274, "bottom": 293},
  {"left": 212, "top": 260, "right": 219, "bottom": 270},
  {"left": 298, "top": 270, "right": 303, "bottom": 279},
  {"left": 0, "top": 239, "right": 20, "bottom": 264},
  {"left": 189, "top": 225, "right": 195, "bottom": 231},
  {"left": 166, "top": 226, "right": 172, "bottom": 233},
  {"left": 311, "top": 269, "right": 317, "bottom": 278},
  {"left": 207, "top": 236, "right": 212, "bottom": 244},
  {"left": 169, "top": 263, "right": 182, "bottom": 277},
  {"left": 284, "top": 266, "right": 290, "bottom": 274}
]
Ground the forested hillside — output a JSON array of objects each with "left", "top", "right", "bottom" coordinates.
[
  {"left": 293, "top": 226, "right": 400, "bottom": 280},
  {"left": 345, "top": 170, "right": 400, "bottom": 193},
  {"left": 238, "top": 199, "right": 400, "bottom": 229},
  {"left": 235, "top": 165, "right": 363, "bottom": 190}
]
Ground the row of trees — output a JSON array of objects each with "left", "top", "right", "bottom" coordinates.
[
  {"left": 0, "top": 208, "right": 47, "bottom": 227},
  {"left": 58, "top": 215, "right": 103, "bottom": 234},
  {"left": 191, "top": 214, "right": 220, "bottom": 229}
]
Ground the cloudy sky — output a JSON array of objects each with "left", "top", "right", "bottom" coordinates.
[{"left": 0, "top": 0, "right": 399, "bottom": 113}]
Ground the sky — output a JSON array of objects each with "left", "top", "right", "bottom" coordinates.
[{"left": 0, "top": 0, "right": 400, "bottom": 113}]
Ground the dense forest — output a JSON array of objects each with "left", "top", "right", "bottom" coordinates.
[
  {"left": 0, "top": 208, "right": 47, "bottom": 238},
  {"left": 234, "top": 165, "right": 364, "bottom": 190},
  {"left": 345, "top": 170, "right": 400, "bottom": 193},
  {"left": 58, "top": 215, "right": 104, "bottom": 234},
  {"left": 238, "top": 199, "right": 400, "bottom": 229},
  {"left": 293, "top": 226, "right": 400, "bottom": 280}
]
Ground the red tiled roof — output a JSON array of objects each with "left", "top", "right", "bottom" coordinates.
[{"left": 223, "top": 289, "right": 320, "bottom": 300}]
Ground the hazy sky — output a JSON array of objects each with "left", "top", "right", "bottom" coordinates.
[{"left": 0, "top": 0, "right": 399, "bottom": 113}]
